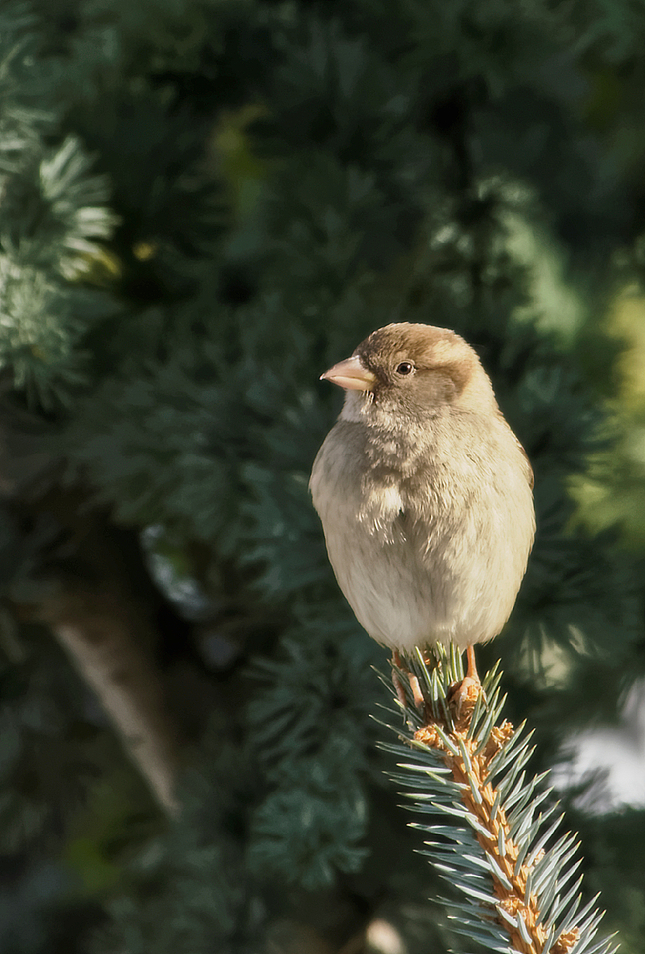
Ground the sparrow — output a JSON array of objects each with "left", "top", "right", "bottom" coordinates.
[{"left": 309, "top": 322, "right": 535, "bottom": 703}]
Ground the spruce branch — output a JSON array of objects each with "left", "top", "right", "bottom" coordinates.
[{"left": 380, "top": 646, "right": 619, "bottom": 954}]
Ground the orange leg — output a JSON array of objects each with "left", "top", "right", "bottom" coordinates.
[
  {"left": 465, "top": 644, "right": 479, "bottom": 684},
  {"left": 391, "top": 651, "right": 408, "bottom": 709}
]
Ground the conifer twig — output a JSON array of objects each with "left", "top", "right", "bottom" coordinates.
[{"left": 379, "top": 646, "right": 619, "bottom": 954}]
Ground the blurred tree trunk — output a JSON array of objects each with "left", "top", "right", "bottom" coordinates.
[
  {"left": 40, "top": 585, "right": 183, "bottom": 814},
  {"left": 3, "top": 443, "right": 185, "bottom": 813}
]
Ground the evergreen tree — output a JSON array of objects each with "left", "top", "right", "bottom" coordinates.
[{"left": 1, "top": 1, "right": 645, "bottom": 952}]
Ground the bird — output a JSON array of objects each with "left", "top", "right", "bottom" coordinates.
[{"left": 309, "top": 322, "right": 535, "bottom": 709}]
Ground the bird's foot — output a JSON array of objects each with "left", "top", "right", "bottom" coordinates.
[
  {"left": 409, "top": 673, "right": 425, "bottom": 710},
  {"left": 447, "top": 674, "right": 482, "bottom": 722},
  {"left": 446, "top": 644, "right": 485, "bottom": 723},
  {"left": 391, "top": 651, "right": 427, "bottom": 713}
]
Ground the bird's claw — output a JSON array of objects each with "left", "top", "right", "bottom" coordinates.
[
  {"left": 447, "top": 674, "right": 482, "bottom": 721},
  {"left": 392, "top": 652, "right": 427, "bottom": 713}
]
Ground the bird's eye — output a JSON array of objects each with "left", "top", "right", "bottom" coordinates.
[{"left": 395, "top": 361, "right": 414, "bottom": 376}]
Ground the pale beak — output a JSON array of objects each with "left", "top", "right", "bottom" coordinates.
[{"left": 320, "top": 354, "right": 377, "bottom": 391}]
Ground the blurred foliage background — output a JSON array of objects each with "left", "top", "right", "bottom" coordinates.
[{"left": 2, "top": 0, "right": 645, "bottom": 951}]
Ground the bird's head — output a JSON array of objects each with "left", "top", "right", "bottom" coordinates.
[{"left": 321, "top": 323, "right": 497, "bottom": 426}]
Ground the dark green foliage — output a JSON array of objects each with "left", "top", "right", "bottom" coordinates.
[
  {"left": 1, "top": 0, "right": 645, "bottom": 952},
  {"left": 89, "top": 745, "right": 264, "bottom": 954},
  {"left": 246, "top": 616, "right": 380, "bottom": 888}
]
